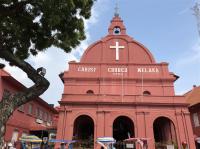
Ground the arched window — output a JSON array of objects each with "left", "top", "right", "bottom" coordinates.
[
  {"left": 143, "top": 90, "right": 151, "bottom": 96},
  {"left": 153, "top": 117, "right": 177, "bottom": 147},
  {"left": 86, "top": 90, "right": 94, "bottom": 94},
  {"left": 113, "top": 116, "right": 135, "bottom": 141},
  {"left": 113, "top": 26, "right": 121, "bottom": 35}
]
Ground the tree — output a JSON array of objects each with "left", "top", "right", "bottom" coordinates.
[{"left": 0, "top": 0, "right": 95, "bottom": 147}]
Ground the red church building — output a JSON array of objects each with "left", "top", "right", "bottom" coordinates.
[
  {"left": 0, "top": 69, "right": 58, "bottom": 148},
  {"left": 56, "top": 13, "right": 195, "bottom": 149}
]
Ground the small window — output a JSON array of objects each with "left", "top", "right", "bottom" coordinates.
[
  {"left": 47, "top": 113, "right": 49, "bottom": 121},
  {"left": 86, "top": 90, "right": 94, "bottom": 94},
  {"left": 36, "top": 107, "right": 39, "bottom": 118},
  {"left": 143, "top": 91, "right": 151, "bottom": 96},
  {"left": 193, "top": 113, "right": 200, "bottom": 127},
  {"left": 39, "top": 109, "right": 43, "bottom": 120},
  {"left": 48, "top": 114, "right": 52, "bottom": 123},
  {"left": 28, "top": 104, "right": 33, "bottom": 115},
  {"left": 113, "top": 27, "right": 121, "bottom": 35},
  {"left": 44, "top": 112, "right": 47, "bottom": 121}
]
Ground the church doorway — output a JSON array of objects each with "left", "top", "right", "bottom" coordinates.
[
  {"left": 113, "top": 116, "right": 135, "bottom": 148},
  {"left": 73, "top": 115, "right": 94, "bottom": 149},
  {"left": 153, "top": 117, "right": 178, "bottom": 149}
]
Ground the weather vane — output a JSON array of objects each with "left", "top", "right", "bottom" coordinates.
[{"left": 114, "top": 0, "right": 119, "bottom": 17}]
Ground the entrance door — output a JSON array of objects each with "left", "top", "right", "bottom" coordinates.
[
  {"left": 113, "top": 116, "right": 135, "bottom": 149},
  {"left": 73, "top": 115, "right": 94, "bottom": 149},
  {"left": 153, "top": 117, "right": 177, "bottom": 149}
]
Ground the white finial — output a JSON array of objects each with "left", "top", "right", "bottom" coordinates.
[{"left": 114, "top": 0, "right": 119, "bottom": 17}]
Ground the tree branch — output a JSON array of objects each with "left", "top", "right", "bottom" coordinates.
[
  {"left": 0, "top": 49, "right": 49, "bottom": 107},
  {"left": 0, "top": 49, "right": 49, "bottom": 146}
]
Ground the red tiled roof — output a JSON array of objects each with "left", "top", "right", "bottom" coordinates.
[{"left": 185, "top": 86, "right": 200, "bottom": 106}]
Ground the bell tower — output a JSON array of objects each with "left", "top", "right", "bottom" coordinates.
[{"left": 108, "top": 3, "right": 126, "bottom": 35}]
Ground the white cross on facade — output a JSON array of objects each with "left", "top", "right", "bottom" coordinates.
[{"left": 110, "top": 41, "right": 125, "bottom": 61}]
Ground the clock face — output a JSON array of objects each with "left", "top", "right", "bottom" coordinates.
[{"left": 113, "top": 27, "right": 121, "bottom": 35}]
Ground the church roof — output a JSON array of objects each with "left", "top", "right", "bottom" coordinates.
[{"left": 80, "top": 15, "right": 156, "bottom": 64}]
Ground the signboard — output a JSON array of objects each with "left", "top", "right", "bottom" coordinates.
[
  {"left": 75, "top": 66, "right": 160, "bottom": 76},
  {"left": 126, "top": 143, "right": 135, "bottom": 148},
  {"left": 77, "top": 67, "right": 96, "bottom": 72},
  {"left": 167, "top": 145, "right": 174, "bottom": 149},
  {"left": 137, "top": 67, "right": 159, "bottom": 73},
  {"left": 36, "top": 118, "right": 43, "bottom": 124},
  {"left": 107, "top": 67, "right": 127, "bottom": 75}
]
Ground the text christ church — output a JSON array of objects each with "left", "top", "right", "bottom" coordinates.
[{"left": 56, "top": 13, "right": 195, "bottom": 149}]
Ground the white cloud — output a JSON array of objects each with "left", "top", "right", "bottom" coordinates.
[
  {"left": 0, "top": 59, "right": 33, "bottom": 87},
  {"left": 174, "top": 39, "right": 200, "bottom": 95},
  {"left": 72, "top": 0, "right": 109, "bottom": 59},
  {"left": 177, "top": 1, "right": 194, "bottom": 15},
  {"left": 178, "top": 7, "right": 189, "bottom": 15},
  {"left": 0, "top": 0, "right": 109, "bottom": 105},
  {"left": 176, "top": 39, "right": 200, "bottom": 66},
  {"left": 28, "top": 52, "right": 51, "bottom": 68}
]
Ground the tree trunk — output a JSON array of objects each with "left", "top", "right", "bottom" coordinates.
[
  {"left": 0, "top": 125, "right": 6, "bottom": 148},
  {"left": 0, "top": 50, "right": 50, "bottom": 148}
]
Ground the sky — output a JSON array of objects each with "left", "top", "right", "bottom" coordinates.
[{"left": 1, "top": 0, "right": 200, "bottom": 105}]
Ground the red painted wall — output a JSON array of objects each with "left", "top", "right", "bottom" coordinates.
[{"left": 0, "top": 69, "right": 57, "bottom": 148}]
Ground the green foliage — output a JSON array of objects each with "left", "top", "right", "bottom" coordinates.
[{"left": 0, "top": 0, "right": 95, "bottom": 60}]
